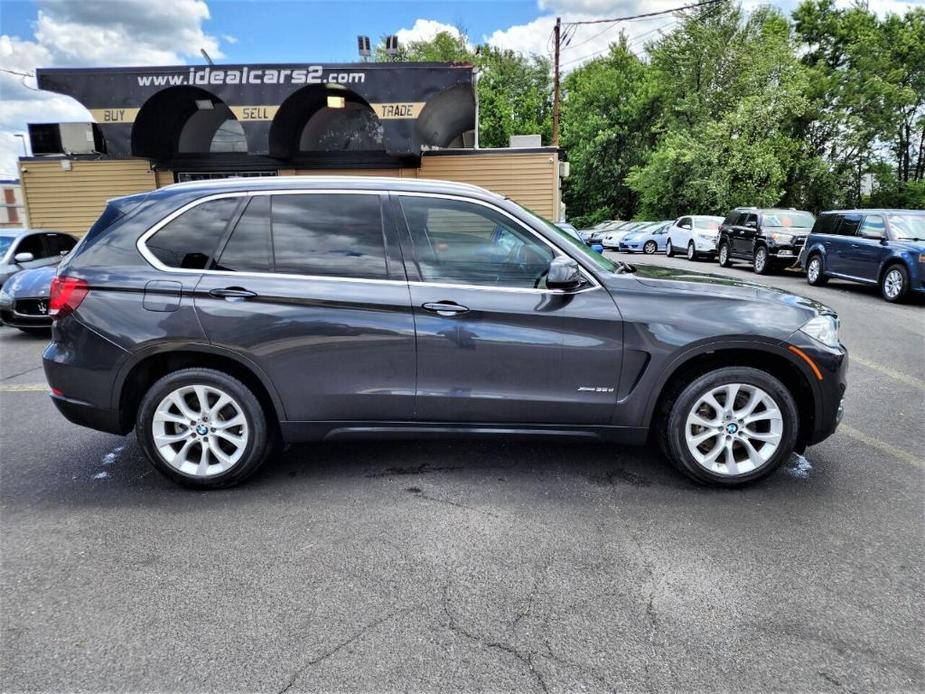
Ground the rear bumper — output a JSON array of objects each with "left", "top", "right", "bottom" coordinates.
[{"left": 49, "top": 393, "right": 123, "bottom": 435}]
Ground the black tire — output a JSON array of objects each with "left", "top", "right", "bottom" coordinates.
[
  {"left": 753, "top": 246, "right": 772, "bottom": 275},
  {"left": 687, "top": 242, "right": 697, "bottom": 261},
  {"left": 880, "top": 263, "right": 910, "bottom": 303},
  {"left": 717, "top": 242, "right": 732, "bottom": 267},
  {"left": 806, "top": 254, "right": 828, "bottom": 286},
  {"left": 662, "top": 367, "right": 799, "bottom": 487},
  {"left": 643, "top": 241, "right": 657, "bottom": 255},
  {"left": 135, "top": 367, "right": 272, "bottom": 489},
  {"left": 17, "top": 327, "right": 51, "bottom": 337},
  {"left": 665, "top": 239, "right": 674, "bottom": 257}
]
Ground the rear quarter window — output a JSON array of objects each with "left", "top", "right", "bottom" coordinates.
[
  {"left": 146, "top": 197, "right": 240, "bottom": 270},
  {"left": 813, "top": 214, "right": 840, "bottom": 235}
]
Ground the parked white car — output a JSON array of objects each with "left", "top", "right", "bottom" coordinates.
[{"left": 665, "top": 215, "right": 725, "bottom": 260}]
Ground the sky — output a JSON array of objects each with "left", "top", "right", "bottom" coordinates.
[{"left": 0, "top": 0, "right": 922, "bottom": 179}]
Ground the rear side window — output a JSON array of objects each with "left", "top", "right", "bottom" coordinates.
[
  {"left": 271, "top": 194, "right": 387, "bottom": 279},
  {"left": 147, "top": 197, "right": 239, "bottom": 269},
  {"left": 838, "top": 214, "right": 862, "bottom": 237},
  {"left": 212, "top": 196, "right": 271, "bottom": 273},
  {"left": 814, "top": 214, "right": 840, "bottom": 235},
  {"left": 44, "top": 234, "right": 76, "bottom": 256}
]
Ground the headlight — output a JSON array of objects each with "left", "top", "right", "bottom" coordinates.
[
  {"left": 770, "top": 232, "right": 793, "bottom": 244},
  {"left": 799, "top": 314, "right": 840, "bottom": 349},
  {"left": 696, "top": 232, "right": 715, "bottom": 240}
]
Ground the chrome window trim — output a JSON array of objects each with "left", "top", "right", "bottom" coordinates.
[{"left": 135, "top": 188, "right": 601, "bottom": 295}]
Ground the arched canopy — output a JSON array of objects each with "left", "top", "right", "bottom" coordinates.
[
  {"left": 269, "top": 85, "right": 384, "bottom": 159},
  {"left": 415, "top": 84, "right": 475, "bottom": 148},
  {"left": 132, "top": 86, "right": 248, "bottom": 160}
]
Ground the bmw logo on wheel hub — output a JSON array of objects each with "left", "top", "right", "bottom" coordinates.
[
  {"left": 726, "top": 423, "right": 739, "bottom": 435},
  {"left": 196, "top": 424, "right": 209, "bottom": 436}
]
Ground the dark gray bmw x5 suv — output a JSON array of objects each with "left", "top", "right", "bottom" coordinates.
[{"left": 44, "top": 177, "right": 847, "bottom": 489}]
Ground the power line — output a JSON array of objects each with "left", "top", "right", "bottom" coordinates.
[{"left": 563, "top": 0, "right": 723, "bottom": 27}]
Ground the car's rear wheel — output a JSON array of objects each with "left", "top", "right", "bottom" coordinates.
[
  {"left": 806, "top": 254, "right": 828, "bottom": 286},
  {"left": 136, "top": 368, "right": 271, "bottom": 489},
  {"left": 687, "top": 242, "right": 697, "bottom": 261},
  {"left": 718, "top": 242, "right": 732, "bottom": 267},
  {"left": 643, "top": 241, "right": 657, "bottom": 255},
  {"left": 663, "top": 367, "right": 798, "bottom": 486},
  {"left": 665, "top": 239, "right": 674, "bottom": 257},
  {"left": 881, "top": 264, "right": 909, "bottom": 303},
  {"left": 753, "top": 246, "right": 771, "bottom": 274}
]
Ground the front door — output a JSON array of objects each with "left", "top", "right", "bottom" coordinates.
[
  {"left": 844, "top": 214, "right": 889, "bottom": 281},
  {"left": 393, "top": 193, "right": 623, "bottom": 425},
  {"left": 194, "top": 192, "right": 416, "bottom": 422}
]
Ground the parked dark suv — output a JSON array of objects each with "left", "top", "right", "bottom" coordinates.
[
  {"left": 717, "top": 208, "right": 815, "bottom": 274},
  {"left": 800, "top": 209, "right": 925, "bottom": 303},
  {"left": 44, "top": 178, "right": 847, "bottom": 489}
]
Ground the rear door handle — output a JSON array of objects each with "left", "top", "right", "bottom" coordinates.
[
  {"left": 209, "top": 286, "right": 257, "bottom": 299},
  {"left": 422, "top": 301, "right": 469, "bottom": 316}
]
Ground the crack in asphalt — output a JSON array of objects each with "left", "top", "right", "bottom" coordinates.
[
  {"left": 277, "top": 607, "right": 411, "bottom": 693},
  {"left": 441, "top": 583, "right": 549, "bottom": 693}
]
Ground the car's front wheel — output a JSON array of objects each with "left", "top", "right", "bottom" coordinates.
[
  {"left": 753, "top": 246, "right": 771, "bottom": 274},
  {"left": 643, "top": 241, "right": 657, "bottom": 255},
  {"left": 136, "top": 368, "right": 272, "bottom": 489},
  {"left": 663, "top": 367, "right": 798, "bottom": 486},
  {"left": 881, "top": 264, "right": 909, "bottom": 303},
  {"left": 717, "top": 242, "right": 732, "bottom": 267},
  {"left": 806, "top": 254, "right": 828, "bottom": 286},
  {"left": 665, "top": 239, "right": 674, "bottom": 257}
]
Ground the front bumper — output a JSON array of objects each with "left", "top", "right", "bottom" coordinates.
[
  {"left": 787, "top": 335, "right": 848, "bottom": 446},
  {"left": 768, "top": 237, "right": 806, "bottom": 264},
  {"left": 0, "top": 307, "right": 52, "bottom": 329}
]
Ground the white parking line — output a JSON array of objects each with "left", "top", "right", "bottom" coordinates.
[
  {"left": 850, "top": 354, "right": 925, "bottom": 390},
  {"left": 841, "top": 424, "right": 923, "bottom": 468},
  {"left": 0, "top": 383, "right": 47, "bottom": 393}
]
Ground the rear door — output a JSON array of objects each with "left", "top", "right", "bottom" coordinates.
[
  {"left": 737, "top": 213, "right": 759, "bottom": 257},
  {"left": 394, "top": 193, "right": 623, "bottom": 425},
  {"left": 194, "top": 191, "right": 416, "bottom": 422}
]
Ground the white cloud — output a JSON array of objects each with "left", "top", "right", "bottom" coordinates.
[
  {"left": 0, "top": 0, "right": 222, "bottom": 179},
  {"left": 396, "top": 19, "right": 470, "bottom": 47},
  {"left": 223, "top": 34, "right": 239, "bottom": 45}
]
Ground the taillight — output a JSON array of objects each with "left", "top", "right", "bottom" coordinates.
[{"left": 49, "top": 276, "right": 89, "bottom": 318}]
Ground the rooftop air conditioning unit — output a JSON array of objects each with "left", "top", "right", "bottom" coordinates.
[
  {"left": 509, "top": 134, "right": 542, "bottom": 149},
  {"left": 28, "top": 123, "right": 106, "bottom": 156}
]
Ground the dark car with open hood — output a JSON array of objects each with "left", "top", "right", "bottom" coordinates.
[{"left": 44, "top": 177, "right": 847, "bottom": 489}]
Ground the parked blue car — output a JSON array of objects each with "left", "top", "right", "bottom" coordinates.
[
  {"left": 800, "top": 209, "right": 925, "bottom": 302},
  {"left": 618, "top": 221, "right": 672, "bottom": 254}
]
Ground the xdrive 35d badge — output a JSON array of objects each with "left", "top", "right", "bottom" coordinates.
[{"left": 43, "top": 177, "right": 847, "bottom": 489}]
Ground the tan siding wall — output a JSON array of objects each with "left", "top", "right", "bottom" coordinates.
[
  {"left": 280, "top": 168, "right": 419, "bottom": 178},
  {"left": 154, "top": 170, "right": 174, "bottom": 188},
  {"left": 20, "top": 159, "right": 156, "bottom": 235},
  {"left": 420, "top": 152, "right": 559, "bottom": 218}
]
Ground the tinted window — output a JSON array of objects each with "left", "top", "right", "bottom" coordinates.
[
  {"left": 213, "top": 196, "right": 271, "bottom": 273},
  {"left": 147, "top": 197, "right": 239, "bottom": 269},
  {"left": 400, "top": 196, "right": 554, "bottom": 288},
  {"left": 858, "top": 215, "right": 885, "bottom": 239},
  {"left": 44, "top": 234, "right": 76, "bottom": 256},
  {"left": 722, "top": 212, "right": 738, "bottom": 225},
  {"left": 839, "top": 214, "right": 862, "bottom": 237},
  {"left": 271, "top": 194, "right": 386, "bottom": 279},
  {"left": 679, "top": 217, "right": 692, "bottom": 229},
  {"left": 814, "top": 214, "right": 840, "bottom": 235},
  {"left": 14, "top": 234, "right": 44, "bottom": 258}
]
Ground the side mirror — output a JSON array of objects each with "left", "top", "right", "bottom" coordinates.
[
  {"left": 547, "top": 256, "right": 583, "bottom": 289},
  {"left": 859, "top": 230, "right": 883, "bottom": 241},
  {"left": 60, "top": 249, "right": 69, "bottom": 256},
  {"left": 745, "top": 220, "right": 758, "bottom": 229},
  {"left": 13, "top": 252, "right": 34, "bottom": 263}
]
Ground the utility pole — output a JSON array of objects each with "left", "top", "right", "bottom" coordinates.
[{"left": 552, "top": 16, "right": 561, "bottom": 146}]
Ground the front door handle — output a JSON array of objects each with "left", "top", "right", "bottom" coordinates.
[
  {"left": 209, "top": 286, "right": 257, "bottom": 300},
  {"left": 422, "top": 301, "right": 469, "bottom": 316}
]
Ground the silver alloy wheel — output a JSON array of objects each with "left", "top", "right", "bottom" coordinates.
[
  {"left": 719, "top": 244, "right": 728, "bottom": 264},
  {"left": 884, "top": 268, "right": 904, "bottom": 299},
  {"left": 152, "top": 384, "right": 249, "bottom": 477},
  {"left": 755, "top": 248, "right": 767, "bottom": 272},
  {"left": 684, "top": 383, "right": 783, "bottom": 477},
  {"left": 687, "top": 242, "right": 695, "bottom": 260},
  {"left": 807, "top": 257, "right": 821, "bottom": 283},
  {"left": 644, "top": 241, "right": 656, "bottom": 254},
  {"left": 666, "top": 240, "right": 673, "bottom": 256}
]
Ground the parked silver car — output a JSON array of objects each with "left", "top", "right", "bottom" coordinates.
[{"left": 0, "top": 229, "right": 78, "bottom": 287}]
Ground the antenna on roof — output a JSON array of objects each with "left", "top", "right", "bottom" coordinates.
[{"left": 200, "top": 49, "right": 214, "bottom": 66}]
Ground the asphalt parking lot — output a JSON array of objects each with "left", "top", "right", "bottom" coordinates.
[{"left": 1, "top": 254, "right": 923, "bottom": 693}]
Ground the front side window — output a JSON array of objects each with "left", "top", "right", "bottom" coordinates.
[
  {"left": 44, "top": 234, "right": 76, "bottom": 256},
  {"left": 147, "top": 197, "right": 240, "bottom": 269},
  {"left": 271, "top": 194, "right": 387, "bottom": 279},
  {"left": 14, "top": 234, "right": 45, "bottom": 258},
  {"left": 679, "top": 217, "right": 692, "bottom": 229},
  {"left": 212, "top": 196, "right": 272, "bottom": 273},
  {"left": 400, "top": 196, "right": 554, "bottom": 288},
  {"left": 858, "top": 215, "right": 886, "bottom": 239}
]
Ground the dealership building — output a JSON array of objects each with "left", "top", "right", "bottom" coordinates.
[{"left": 18, "top": 62, "right": 564, "bottom": 234}]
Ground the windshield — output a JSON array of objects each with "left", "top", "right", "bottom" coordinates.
[
  {"left": 0, "top": 235, "right": 15, "bottom": 258},
  {"left": 888, "top": 214, "right": 925, "bottom": 240},
  {"left": 695, "top": 218, "right": 722, "bottom": 232},
  {"left": 762, "top": 211, "right": 815, "bottom": 228},
  {"left": 512, "top": 203, "right": 623, "bottom": 274}
]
